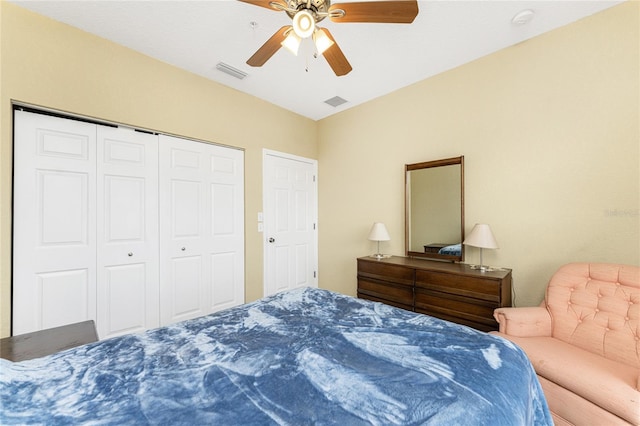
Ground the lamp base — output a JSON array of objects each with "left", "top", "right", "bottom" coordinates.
[
  {"left": 469, "top": 264, "right": 493, "bottom": 272},
  {"left": 370, "top": 253, "right": 391, "bottom": 260},
  {"left": 468, "top": 264, "right": 505, "bottom": 272}
]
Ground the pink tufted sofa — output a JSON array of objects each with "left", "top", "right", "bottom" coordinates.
[{"left": 491, "top": 263, "right": 639, "bottom": 426}]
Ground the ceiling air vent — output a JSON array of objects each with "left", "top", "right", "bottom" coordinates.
[
  {"left": 216, "top": 62, "right": 248, "bottom": 80},
  {"left": 324, "top": 96, "right": 348, "bottom": 107}
]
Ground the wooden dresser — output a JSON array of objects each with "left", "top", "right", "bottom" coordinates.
[{"left": 357, "top": 256, "right": 512, "bottom": 331}]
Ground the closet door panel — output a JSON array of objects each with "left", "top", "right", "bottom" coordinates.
[
  {"left": 39, "top": 171, "right": 89, "bottom": 244},
  {"left": 172, "top": 179, "right": 202, "bottom": 237},
  {"left": 171, "top": 256, "right": 203, "bottom": 318},
  {"left": 159, "top": 135, "right": 244, "bottom": 325},
  {"left": 159, "top": 136, "right": 210, "bottom": 324},
  {"left": 102, "top": 264, "right": 146, "bottom": 333},
  {"left": 209, "top": 183, "right": 240, "bottom": 310},
  {"left": 97, "top": 126, "right": 159, "bottom": 339},
  {"left": 13, "top": 111, "right": 97, "bottom": 334},
  {"left": 167, "top": 177, "right": 205, "bottom": 320},
  {"left": 37, "top": 270, "right": 91, "bottom": 330},
  {"left": 208, "top": 147, "right": 244, "bottom": 312},
  {"left": 210, "top": 252, "right": 237, "bottom": 309}
]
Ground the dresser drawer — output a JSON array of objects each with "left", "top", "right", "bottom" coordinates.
[
  {"left": 357, "top": 277, "right": 413, "bottom": 308},
  {"left": 415, "top": 288, "right": 497, "bottom": 323},
  {"left": 415, "top": 270, "right": 500, "bottom": 302},
  {"left": 415, "top": 307, "right": 497, "bottom": 332},
  {"left": 357, "top": 259, "right": 414, "bottom": 286}
]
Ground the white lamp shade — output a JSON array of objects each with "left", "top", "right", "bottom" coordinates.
[
  {"left": 313, "top": 28, "right": 334, "bottom": 55},
  {"left": 463, "top": 224, "right": 499, "bottom": 249},
  {"left": 292, "top": 10, "right": 315, "bottom": 38},
  {"left": 281, "top": 31, "right": 301, "bottom": 55},
  {"left": 368, "top": 222, "right": 391, "bottom": 242}
]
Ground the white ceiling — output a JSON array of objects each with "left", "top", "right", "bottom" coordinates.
[{"left": 10, "top": 0, "right": 622, "bottom": 121}]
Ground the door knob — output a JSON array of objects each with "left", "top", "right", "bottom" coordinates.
[
  {"left": 268, "top": 237, "right": 275, "bottom": 243},
  {"left": 181, "top": 247, "right": 186, "bottom": 251},
  {"left": 128, "top": 252, "right": 133, "bottom": 257}
]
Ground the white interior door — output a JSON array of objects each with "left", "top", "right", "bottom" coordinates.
[
  {"left": 159, "top": 135, "right": 244, "bottom": 325},
  {"left": 263, "top": 150, "right": 318, "bottom": 296},
  {"left": 13, "top": 110, "right": 97, "bottom": 335},
  {"left": 96, "top": 126, "right": 159, "bottom": 339}
]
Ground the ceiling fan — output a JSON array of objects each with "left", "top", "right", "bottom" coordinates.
[{"left": 239, "top": 0, "right": 419, "bottom": 76}]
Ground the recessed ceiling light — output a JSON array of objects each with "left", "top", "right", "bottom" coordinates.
[{"left": 512, "top": 9, "right": 535, "bottom": 26}]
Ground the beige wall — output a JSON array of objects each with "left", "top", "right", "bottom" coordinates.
[
  {"left": 317, "top": 1, "right": 639, "bottom": 307},
  {"left": 0, "top": 2, "right": 317, "bottom": 337}
]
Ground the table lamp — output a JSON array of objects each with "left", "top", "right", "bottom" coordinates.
[
  {"left": 463, "top": 223, "right": 498, "bottom": 271},
  {"left": 368, "top": 222, "right": 390, "bottom": 259}
]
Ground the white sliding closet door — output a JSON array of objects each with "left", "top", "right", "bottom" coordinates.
[
  {"left": 159, "top": 135, "right": 244, "bottom": 325},
  {"left": 14, "top": 110, "right": 245, "bottom": 337},
  {"left": 96, "top": 126, "right": 159, "bottom": 339},
  {"left": 13, "top": 111, "right": 98, "bottom": 335}
]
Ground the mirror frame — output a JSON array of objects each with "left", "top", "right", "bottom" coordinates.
[{"left": 405, "top": 156, "right": 465, "bottom": 262}]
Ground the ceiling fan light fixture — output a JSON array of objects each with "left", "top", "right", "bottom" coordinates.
[
  {"left": 313, "top": 28, "right": 334, "bottom": 55},
  {"left": 242, "top": 0, "right": 419, "bottom": 76},
  {"left": 281, "top": 30, "right": 302, "bottom": 55},
  {"left": 292, "top": 10, "right": 315, "bottom": 38}
]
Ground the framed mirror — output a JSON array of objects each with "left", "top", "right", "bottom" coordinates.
[{"left": 405, "top": 156, "right": 464, "bottom": 261}]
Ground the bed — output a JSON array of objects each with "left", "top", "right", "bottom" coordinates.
[{"left": 1, "top": 287, "right": 552, "bottom": 425}]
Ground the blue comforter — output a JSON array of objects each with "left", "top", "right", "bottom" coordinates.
[{"left": 1, "top": 287, "right": 551, "bottom": 425}]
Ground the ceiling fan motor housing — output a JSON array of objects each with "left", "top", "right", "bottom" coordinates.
[{"left": 285, "top": 0, "right": 330, "bottom": 23}]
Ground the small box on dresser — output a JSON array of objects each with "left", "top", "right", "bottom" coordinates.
[{"left": 357, "top": 256, "right": 512, "bottom": 331}]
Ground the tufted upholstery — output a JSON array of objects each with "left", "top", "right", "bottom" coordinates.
[
  {"left": 492, "top": 263, "right": 640, "bottom": 426},
  {"left": 546, "top": 263, "right": 639, "bottom": 368}
]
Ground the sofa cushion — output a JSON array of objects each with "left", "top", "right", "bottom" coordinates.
[
  {"left": 537, "top": 376, "right": 632, "bottom": 426},
  {"left": 545, "top": 263, "right": 640, "bottom": 368},
  {"left": 494, "top": 334, "right": 640, "bottom": 425}
]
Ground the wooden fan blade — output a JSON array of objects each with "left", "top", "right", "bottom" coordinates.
[
  {"left": 320, "top": 28, "right": 352, "bottom": 76},
  {"left": 329, "top": 0, "right": 418, "bottom": 24},
  {"left": 246, "top": 26, "right": 290, "bottom": 67},
  {"left": 237, "top": 0, "right": 285, "bottom": 11}
]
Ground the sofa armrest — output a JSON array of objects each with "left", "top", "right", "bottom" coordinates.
[{"left": 493, "top": 307, "right": 552, "bottom": 337}]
